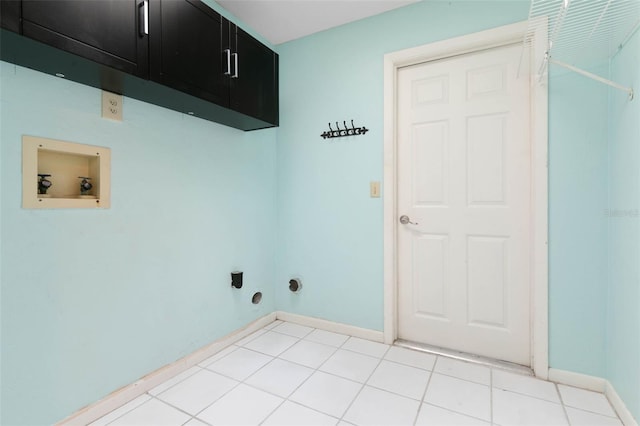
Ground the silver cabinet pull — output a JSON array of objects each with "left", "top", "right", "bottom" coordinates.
[
  {"left": 399, "top": 215, "right": 418, "bottom": 225},
  {"left": 224, "top": 49, "right": 231, "bottom": 75},
  {"left": 231, "top": 52, "right": 238, "bottom": 78},
  {"left": 138, "top": 0, "right": 148, "bottom": 36},
  {"left": 142, "top": 0, "right": 149, "bottom": 35}
]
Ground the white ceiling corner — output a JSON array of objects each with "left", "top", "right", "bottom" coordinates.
[{"left": 215, "top": 0, "right": 418, "bottom": 45}]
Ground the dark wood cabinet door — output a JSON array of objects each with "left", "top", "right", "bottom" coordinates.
[
  {"left": 149, "top": 0, "right": 228, "bottom": 107},
  {"left": 21, "top": 0, "right": 148, "bottom": 77},
  {"left": 230, "top": 26, "right": 279, "bottom": 126},
  {"left": 0, "top": 1, "right": 21, "bottom": 33}
]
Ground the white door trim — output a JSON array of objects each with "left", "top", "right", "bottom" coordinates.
[{"left": 383, "top": 20, "right": 549, "bottom": 378}]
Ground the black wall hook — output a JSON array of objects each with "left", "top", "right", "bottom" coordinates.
[{"left": 321, "top": 119, "right": 368, "bottom": 139}]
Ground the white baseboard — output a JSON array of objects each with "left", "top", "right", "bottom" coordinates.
[
  {"left": 548, "top": 368, "right": 606, "bottom": 392},
  {"left": 57, "top": 311, "right": 382, "bottom": 425},
  {"left": 606, "top": 381, "right": 638, "bottom": 426},
  {"left": 275, "top": 311, "right": 384, "bottom": 342},
  {"left": 57, "top": 312, "right": 276, "bottom": 426},
  {"left": 57, "top": 314, "right": 639, "bottom": 426},
  {"left": 548, "top": 368, "right": 638, "bottom": 426}
]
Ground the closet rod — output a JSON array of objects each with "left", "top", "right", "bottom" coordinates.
[{"left": 549, "top": 58, "right": 634, "bottom": 100}]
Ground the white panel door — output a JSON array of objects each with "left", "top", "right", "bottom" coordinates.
[{"left": 397, "top": 43, "right": 531, "bottom": 365}]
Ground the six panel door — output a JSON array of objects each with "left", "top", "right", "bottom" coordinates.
[{"left": 396, "top": 43, "right": 532, "bottom": 366}]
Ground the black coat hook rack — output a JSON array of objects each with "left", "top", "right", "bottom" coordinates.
[{"left": 321, "top": 120, "right": 368, "bottom": 139}]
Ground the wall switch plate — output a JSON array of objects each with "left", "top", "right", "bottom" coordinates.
[
  {"left": 370, "top": 181, "right": 381, "bottom": 198},
  {"left": 102, "top": 90, "right": 123, "bottom": 121}
]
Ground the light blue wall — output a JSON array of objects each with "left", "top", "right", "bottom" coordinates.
[
  {"left": 607, "top": 30, "right": 640, "bottom": 421},
  {"left": 2, "top": 0, "right": 637, "bottom": 424},
  {"left": 276, "top": 0, "right": 531, "bottom": 330},
  {"left": 548, "top": 65, "right": 609, "bottom": 377},
  {"left": 276, "top": 0, "right": 612, "bottom": 377},
  {"left": 0, "top": 62, "right": 277, "bottom": 424}
]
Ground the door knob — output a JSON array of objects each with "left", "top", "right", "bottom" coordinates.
[{"left": 399, "top": 215, "right": 418, "bottom": 225}]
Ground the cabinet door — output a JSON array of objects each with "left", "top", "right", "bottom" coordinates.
[
  {"left": 0, "top": 1, "right": 21, "bottom": 33},
  {"left": 149, "top": 0, "right": 228, "bottom": 107},
  {"left": 230, "top": 27, "right": 279, "bottom": 125},
  {"left": 21, "top": 0, "right": 148, "bottom": 77}
]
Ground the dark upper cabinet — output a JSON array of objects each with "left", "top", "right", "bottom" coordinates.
[
  {"left": 227, "top": 23, "right": 279, "bottom": 126},
  {"left": 0, "top": 0, "right": 278, "bottom": 130},
  {"left": 20, "top": 0, "right": 148, "bottom": 77},
  {"left": 149, "top": 0, "right": 228, "bottom": 107},
  {"left": 0, "top": 1, "right": 20, "bottom": 33},
  {"left": 149, "top": 5, "right": 278, "bottom": 127}
]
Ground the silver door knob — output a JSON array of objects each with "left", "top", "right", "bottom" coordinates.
[{"left": 399, "top": 215, "right": 418, "bottom": 225}]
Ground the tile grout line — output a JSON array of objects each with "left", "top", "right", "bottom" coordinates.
[
  {"left": 234, "top": 328, "right": 269, "bottom": 346},
  {"left": 250, "top": 324, "right": 332, "bottom": 425},
  {"left": 555, "top": 385, "right": 622, "bottom": 420},
  {"left": 491, "top": 386, "right": 567, "bottom": 406},
  {"left": 422, "top": 401, "right": 492, "bottom": 425},
  {"left": 422, "top": 357, "right": 497, "bottom": 424},
  {"left": 238, "top": 324, "right": 346, "bottom": 425},
  {"left": 303, "top": 331, "right": 364, "bottom": 422},
  {"left": 91, "top": 394, "right": 154, "bottom": 426},
  {"left": 149, "top": 364, "right": 207, "bottom": 399},
  {"left": 191, "top": 327, "right": 308, "bottom": 422},
  {"left": 102, "top": 323, "right": 387, "bottom": 425},
  {"left": 555, "top": 382, "right": 572, "bottom": 425},
  {"left": 269, "top": 322, "right": 316, "bottom": 339},
  {"left": 382, "top": 356, "right": 435, "bottom": 372},
  {"left": 176, "top": 327, "right": 499, "bottom": 425},
  {"left": 335, "top": 341, "right": 393, "bottom": 423},
  {"left": 553, "top": 386, "right": 622, "bottom": 423},
  {"left": 189, "top": 364, "right": 251, "bottom": 420},
  {"left": 100, "top": 321, "right": 599, "bottom": 426},
  {"left": 255, "top": 392, "right": 287, "bottom": 425},
  {"left": 145, "top": 394, "right": 207, "bottom": 425},
  {"left": 97, "top": 324, "right": 372, "bottom": 424},
  {"left": 411, "top": 354, "right": 439, "bottom": 425},
  {"left": 260, "top": 327, "right": 354, "bottom": 423},
  {"left": 490, "top": 367, "right": 494, "bottom": 425}
]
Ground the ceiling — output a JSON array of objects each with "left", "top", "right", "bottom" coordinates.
[{"left": 215, "top": 0, "right": 418, "bottom": 45}]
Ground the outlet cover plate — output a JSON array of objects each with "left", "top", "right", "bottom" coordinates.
[
  {"left": 102, "top": 91, "right": 123, "bottom": 121},
  {"left": 370, "top": 181, "right": 381, "bottom": 198}
]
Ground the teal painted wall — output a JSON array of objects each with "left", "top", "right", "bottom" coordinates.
[
  {"left": 607, "top": 30, "right": 640, "bottom": 421},
  {"left": 0, "top": 2, "right": 281, "bottom": 424},
  {"left": 1, "top": 0, "right": 637, "bottom": 423},
  {"left": 276, "top": 0, "right": 532, "bottom": 331},
  {"left": 0, "top": 63, "right": 277, "bottom": 424},
  {"left": 276, "top": 0, "right": 612, "bottom": 377},
  {"left": 548, "top": 65, "right": 609, "bottom": 377}
]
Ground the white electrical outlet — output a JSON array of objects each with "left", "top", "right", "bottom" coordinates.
[{"left": 101, "top": 90, "right": 123, "bottom": 121}]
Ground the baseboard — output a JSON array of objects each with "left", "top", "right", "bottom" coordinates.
[
  {"left": 548, "top": 368, "right": 606, "bottom": 392},
  {"left": 58, "top": 311, "right": 387, "bottom": 425},
  {"left": 548, "top": 368, "right": 638, "bottom": 426},
  {"left": 275, "top": 311, "right": 384, "bottom": 343},
  {"left": 606, "top": 381, "right": 638, "bottom": 426},
  {"left": 57, "top": 312, "right": 276, "bottom": 426}
]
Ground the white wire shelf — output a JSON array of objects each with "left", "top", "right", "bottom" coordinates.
[{"left": 525, "top": 0, "right": 639, "bottom": 99}]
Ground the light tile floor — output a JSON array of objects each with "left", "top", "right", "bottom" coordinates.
[{"left": 90, "top": 321, "right": 623, "bottom": 426}]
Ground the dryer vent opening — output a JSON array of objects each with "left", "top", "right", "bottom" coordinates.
[{"left": 289, "top": 279, "right": 302, "bottom": 293}]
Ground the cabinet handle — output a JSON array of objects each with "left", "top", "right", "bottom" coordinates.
[
  {"left": 138, "top": 0, "right": 148, "bottom": 36},
  {"left": 224, "top": 49, "right": 231, "bottom": 75},
  {"left": 231, "top": 52, "right": 238, "bottom": 78}
]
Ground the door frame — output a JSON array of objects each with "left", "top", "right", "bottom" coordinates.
[{"left": 382, "top": 20, "right": 549, "bottom": 378}]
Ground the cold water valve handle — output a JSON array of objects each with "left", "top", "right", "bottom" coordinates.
[
  {"left": 38, "top": 174, "right": 52, "bottom": 195},
  {"left": 79, "top": 177, "right": 92, "bottom": 195}
]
